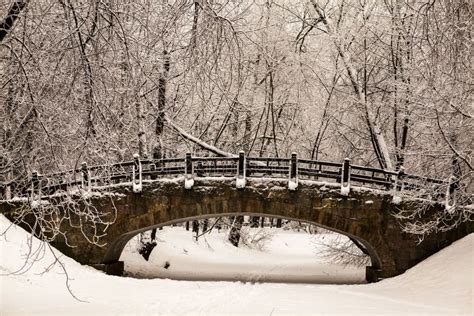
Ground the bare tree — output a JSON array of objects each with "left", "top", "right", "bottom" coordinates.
[{"left": 0, "top": 0, "right": 29, "bottom": 43}]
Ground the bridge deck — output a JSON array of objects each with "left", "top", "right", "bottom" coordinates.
[{"left": 0, "top": 153, "right": 452, "bottom": 203}]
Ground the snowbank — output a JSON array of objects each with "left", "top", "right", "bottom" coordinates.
[{"left": 1, "top": 214, "right": 472, "bottom": 315}]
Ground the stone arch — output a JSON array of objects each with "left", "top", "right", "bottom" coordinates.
[
  {"left": 49, "top": 179, "right": 407, "bottom": 281},
  {"left": 102, "top": 212, "right": 383, "bottom": 277},
  {"left": 4, "top": 178, "right": 468, "bottom": 282}
]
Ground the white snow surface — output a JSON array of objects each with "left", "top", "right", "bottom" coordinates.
[
  {"left": 235, "top": 177, "right": 246, "bottom": 189},
  {"left": 184, "top": 178, "right": 194, "bottom": 190},
  {"left": 132, "top": 182, "right": 143, "bottom": 193},
  {"left": 340, "top": 184, "right": 350, "bottom": 196},
  {"left": 120, "top": 227, "right": 365, "bottom": 284},
  {"left": 1, "top": 214, "right": 473, "bottom": 315},
  {"left": 288, "top": 180, "right": 298, "bottom": 191}
]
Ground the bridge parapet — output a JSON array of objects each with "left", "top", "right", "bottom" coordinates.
[{"left": 0, "top": 153, "right": 452, "bottom": 206}]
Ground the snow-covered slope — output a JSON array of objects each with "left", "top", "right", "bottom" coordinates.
[
  {"left": 1, "top": 214, "right": 472, "bottom": 315},
  {"left": 363, "top": 232, "right": 473, "bottom": 313}
]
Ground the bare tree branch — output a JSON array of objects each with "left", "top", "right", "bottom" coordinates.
[
  {"left": 165, "top": 116, "right": 236, "bottom": 157},
  {"left": 435, "top": 110, "right": 473, "bottom": 171},
  {"left": 0, "top": 0, "right": 29, "bottom": 43}
]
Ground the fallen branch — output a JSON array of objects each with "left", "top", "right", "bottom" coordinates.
[
  {"left": 165, "top": 116, "right": 237, "bottom": 158},
  {"left": 195, "top": 217, "right": 222, "bottom": 239}
]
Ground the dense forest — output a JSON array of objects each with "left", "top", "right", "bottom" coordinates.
[{"left": 0, "top": 0, "right": 472, "bottom": 234}]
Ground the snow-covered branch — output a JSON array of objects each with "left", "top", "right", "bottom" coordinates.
[
  {"left": 165, "top": 116, "right": 237, "bottom": 158},
  {"left": 310, "top": 0, "right": 393, "bottom": 170}
]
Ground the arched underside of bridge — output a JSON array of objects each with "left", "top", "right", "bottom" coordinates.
[
  {"left": 1, "top": 178, "right": 472, "bottom": 282},
  {"left": 102, "top": 212, "right": 382, "bottom": 279}
]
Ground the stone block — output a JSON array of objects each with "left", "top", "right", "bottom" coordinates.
[
  {"left": 366, "top": 266, "right": 381, "bottom": 283},
  {"left": 91, "top": 261, "right": 124, "bottom": 276}
]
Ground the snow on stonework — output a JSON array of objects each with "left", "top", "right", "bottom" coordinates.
[
  {"left": 0, "top": 214, "right": 472, "bottom": 315},
  {"left": 184, "top": 178, "right": 194, "bottom": 189},
  {"left": 132, "top": 182, "right": 142, "bottom": 193},
  {"left": 235, "top": 177, "right": 246, "bottom": 189},
  {"left": 288, "top": 179, "right": 298, "bottom": 191},
  {"left": 392, "top": 195, "right": 402, "bottom": 204},
  {"left": 340, "top": 184, "right": 350, "bottom": 196}
]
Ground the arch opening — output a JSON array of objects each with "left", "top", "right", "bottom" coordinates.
[{"left": 104, "top": 213, "right": 380, "bottom": 283}]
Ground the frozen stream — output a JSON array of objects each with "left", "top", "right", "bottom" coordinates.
[{"left": 120, "top": 227, "right": 367, "bottom": 284}]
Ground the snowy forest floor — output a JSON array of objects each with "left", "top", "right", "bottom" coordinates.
[{"left": 1, "top": 214, "right": 472, "bottom": 315}]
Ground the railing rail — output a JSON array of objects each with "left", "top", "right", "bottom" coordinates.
[{"left": 0, "top": 153, "right": 452, "bottom": 202}]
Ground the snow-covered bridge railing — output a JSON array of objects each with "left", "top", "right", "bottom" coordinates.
[{"left": 0, "top": 152, "right": 452, "bottom": 203}]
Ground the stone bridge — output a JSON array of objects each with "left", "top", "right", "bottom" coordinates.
[{"left": 0, "top": 153, "right": 471, "bottom": 282}]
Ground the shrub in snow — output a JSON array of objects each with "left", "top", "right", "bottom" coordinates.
[
  {"left": 239, "top": 226, "right": 275, "bottom": 251},
  {"left": 313, "top": 233, "right": 370, "bottom": 267},
  {"left": 137, "top": 230, "right": 158, "bottom": 261}
]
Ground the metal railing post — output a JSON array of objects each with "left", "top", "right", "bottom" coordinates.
[
  {"left": 185, "top": 153, "right": 194, "bottom": 189},
  {"left": 31, "top": 170, "right": 40, "bottom": 206},
  {"left": 288, "top": 152, "right": 298, "bottom": 191},
  {"left": 5, "top": 182, "right": 11, "bottom": 200},
  {"left": 81, "top": 162, "right": 91, "bottom": 193},
  {"left": 133, "top": 154, "right": 142, "bottom": 193},
  {"left": 340, "top": 158, "right": 350, "bottom": 195},
  {"left": 396, "top": 167, "right": 405, "bottom": 192},
  {"left": 236, "top": 151, "right": 246, "bottom": 189},
  {"left": 196, "top": 161, "right": 204, "bottom": 177},
  {"left": 445, "top": 176, "right": 458, "bottom": 213},
  {"left": 149, "top": 163, "right": 157, "bottom": 180},
  {"left": 392, "top": 167, "right": 404, "bottom": 204}
]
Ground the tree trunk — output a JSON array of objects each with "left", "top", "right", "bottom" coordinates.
[
  {"left": 228, "top": 216, "right": 244, "bottom": 247},
  {"left": 189, "top": 1, "right": 200, "bottom": 51},
  {"left": 152, "top": 50, "right": 170, "bottom": 160},
  {"left": 250, "top": 216, "right": 259, "bottom": 228},
  {"left": 138, "top": 230, "right": 157, "bottom": 261},
  {"left": 202, "top": 219, "right": 208, "bottom": 232},
  {"left": 136, "top": 99, "right": 148, "bottom": 157},
  {"left": 276, "top": 218, "right": 282, "bottom": 228},
  {"left": 311, "top": 0, "right": 394, "bottom": 170},
  {"left": 192, "top": 220, "right": 199, "bottom": 240},
  {"left": 245, "top": 55, "right": 260, "bottom": 154},
  {"left": 65, "top": 0, "right": 96, "bottom": 138}
]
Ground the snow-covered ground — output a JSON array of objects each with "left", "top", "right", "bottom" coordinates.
[
  {"left": 1, "top": 214, "right": 472, "bottom": 315},
  {"left": 121, "top": 227, "right": 366, "bottom": 284}
]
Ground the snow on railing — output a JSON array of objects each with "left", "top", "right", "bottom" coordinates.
[
  {"left": 288, "top": 153, "right": 298, "bottom": 191},
  {"left": 0, "top": 153, "right": 450, "bottom": 202},
  {"left": 236, "top": 151, "right": 246, "bottom": 189}
]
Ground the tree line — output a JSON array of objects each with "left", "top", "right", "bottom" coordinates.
[{"left": 1, "top": 0, "right": 472, "bottom": 239}]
